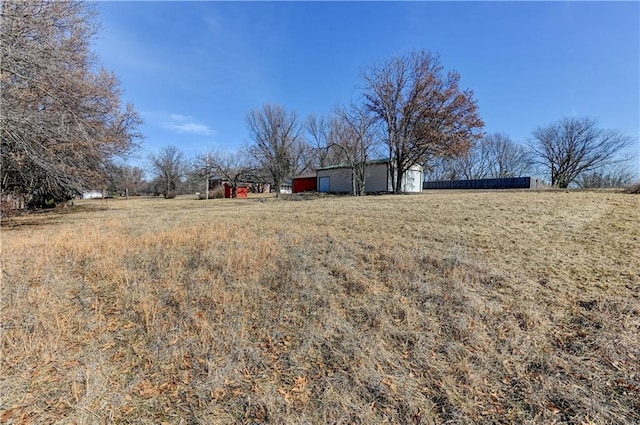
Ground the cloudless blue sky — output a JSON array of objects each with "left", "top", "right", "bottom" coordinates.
[{"left": 92, "top": 1, "right": 639, "bottom": 171}]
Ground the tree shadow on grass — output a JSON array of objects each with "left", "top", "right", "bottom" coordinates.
[{"left": 1, "top": 204, "right": 107, "bottom": 230}]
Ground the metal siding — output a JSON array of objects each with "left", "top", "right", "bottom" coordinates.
[
  {"left": 403, "top": 167, "right": 423, "bottom": 192},
  {"left": 317, "top": 168, "right": 353, "bottom": 193},
  {"left": 316, "top": 162, "right": 424, "bottom": 193},
  {"left": 365, "top": 163, "right": 389, "bottom": 193},
  {"left": 423, "top": 177, "right": 535, "bottom": 190},
  {"left": 293, "top": 177, "right": 317, "bottom": 193}
]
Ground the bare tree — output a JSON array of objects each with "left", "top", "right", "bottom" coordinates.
[
  {"left": 1, "top": 1, "right": 142, "bottom": 206},
  {"left": 196, "top": 150, "right": 256, "bottom": 198},
  {"left": 305, "top": 106, "right": 380, "bottom": 195},
  {"left": 423, "top": 156, "right": 461, "bottom": 181},
  {"left": 306, "top": 114, "right": 331, "bottom": 169},
  {"left": 485, "top": 133, "right": 531, "bottom": 178},
  {"left": 290, "top": 139, "right": 316, "bottom": 178},
  {"left": 530, "top": 117, "right": 634, "bottom": 188},
  {"left": 247, "top": 104, "right": 303, "bottom": 196},
  {"left": 574, "top": 163, "right": 638, "bottom": 188},
  {"left": 454, "top": 141, "right": 493, "bottom": 180},
  {"left": 333, "top": 103, "right": 380, "bottom": 195},
  {"left": 362, "top": 50, "right": 484, "bottom": 193},
  {"left": 149, "top": 146, "right": 186, "bottom": 198},
  {"left": 305, "top": 114, "right": 343, "bottom": 169},
  {"left": 425, "top": 132, "right": 532, "bottom": 181},
  {"left": 452, "top": 132, "right": 531, "bottom": 179},
  {"left": 108, "top": 164, "right": 145, "bottom": 198}
]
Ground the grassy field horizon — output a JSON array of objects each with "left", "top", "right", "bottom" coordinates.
[{"left": 1, "top": 191, "right": 639, "bottom": 423}]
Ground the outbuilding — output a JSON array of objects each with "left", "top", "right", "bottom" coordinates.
[
  {"left": 223, "top": 183, "right": 248, "bottom": 198},
  {"left": 81, "top": 190, "right": 103, "bottom": 199},
  {"left": 317, "top": 160, "right": 423, "bottom": 194},
  {"left": 292, "top": 174, "right": 317, "bottom": 193}
]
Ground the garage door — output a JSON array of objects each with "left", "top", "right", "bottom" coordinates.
[{"left": 318, "top": 176, "right": 330, "bottom": 192}]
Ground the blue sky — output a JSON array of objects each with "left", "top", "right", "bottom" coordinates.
[{"left": 92, "top": 1, "right": 640, "bottom": 170}]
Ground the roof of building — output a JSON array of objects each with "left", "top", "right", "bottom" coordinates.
[
  {"left": 316, "top": 158, "right": 390, "bottom": 171},
  {"left": 293, "top": 173, "right": 317, "bottom": 179}
]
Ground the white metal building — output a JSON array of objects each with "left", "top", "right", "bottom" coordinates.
[{"left": 316, "top": 160, "right": 423, "bottom": 194}]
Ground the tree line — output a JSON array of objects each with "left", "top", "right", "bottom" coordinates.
[
  {"left": 64, "top": 108, "right": 640, "bottom": 199},
  {"left": 151, "top": 50, "right": 486, "bottom": 198},
  {"left": 147, "top": 49, "right": 634, "bottom": 196},
  {"left": 145, "top": 115, "right": 635, "bottom": 201},
  {"left": 2, "top": 2, "right": 636, "bottom": 208}
]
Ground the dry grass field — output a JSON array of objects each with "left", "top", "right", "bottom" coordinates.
[{"left": 1, "top": 190, "right": 639, "bottom": 424}]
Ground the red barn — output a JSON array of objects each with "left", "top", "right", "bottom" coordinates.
[{"left": 292, "top": 174, "right": 317, "bottom": 193}]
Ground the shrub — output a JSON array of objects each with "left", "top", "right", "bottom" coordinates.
[{"left": 625, "top": 181, "right": 640, "bottom": 194}]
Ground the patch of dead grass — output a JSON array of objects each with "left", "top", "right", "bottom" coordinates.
[{"left": 1, "top": 192, "right": 639, "bottom": 423}]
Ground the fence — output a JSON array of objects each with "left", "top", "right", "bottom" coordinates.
[{"left": 423, "top": 177, "right": 545, "bottom": 190}]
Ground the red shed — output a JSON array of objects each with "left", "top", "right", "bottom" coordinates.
[
  {"left": 292, "top": 174, "right": 317, "bottom": 193},
  {"left": 223, "top": 183, "right": 248, "bottom": 198}
]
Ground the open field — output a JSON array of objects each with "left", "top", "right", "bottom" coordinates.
[{"left": 1, "top": 191, "right": 639, "bottom": 424}]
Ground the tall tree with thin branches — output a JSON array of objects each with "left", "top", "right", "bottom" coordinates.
[
  {"left": 485, "top": 133, "right": 531, "bottom": 178},
  {"left": 149, "top": 146, "right": 186, "bottom": 198},
  {"left": 1, "top": 1, "right": 142, "bottom": 206},
  {"left": 108, "top": 164, "right": 145, "bottom": 198},
  {"left": 305, "top": 114, "right": 343, "bottom": 169},
  {"left": 247, "top": 104, "right": 302, "bottom": 197},
  {"left": 452, "top": 132, "right": 531, "bottom": 180},
  {"left": 195, "top": 150, "right": 256, "bottom": 198},
  {"left": 574, "top": 163, "right": 638, "bottom": 189},
  {"left": 333, "top": 103, "right": 380, "bottom": 195},
  {"left": 362, "top": 50, "right": 484, "bottom": 193},
  {"left": 530, "top": 117, "right": 633, "bottom": 188}
]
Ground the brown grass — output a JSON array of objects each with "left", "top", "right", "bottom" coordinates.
[{"left": 1, "top": 191, "right": 639, "bottom": 424}]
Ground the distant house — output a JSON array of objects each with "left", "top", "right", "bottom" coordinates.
[
  {"left": 1, "top": 193, "right": 26, "bottom": 212},
  {"left": 208, "top": 177, "right": 270, "bottom": 198},
  {"left": 81, "top": 190, "right": 103, "bottom": 199},
  {"left": 278, "top": 182, "right": 293, "bottom": 194},
  {"left": 317, "top": 159, "right": 423, "bottom": 194}
]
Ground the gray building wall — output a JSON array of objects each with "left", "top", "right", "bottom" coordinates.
[
  {"left": 364, "top": 163, "right": 389, "bottom": 192},
  {"left": 317, "top": 162, "right": 423, "bottom": 193},
  {"left": 317, "top": 168, "right": 353, "bottom": 193}
]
